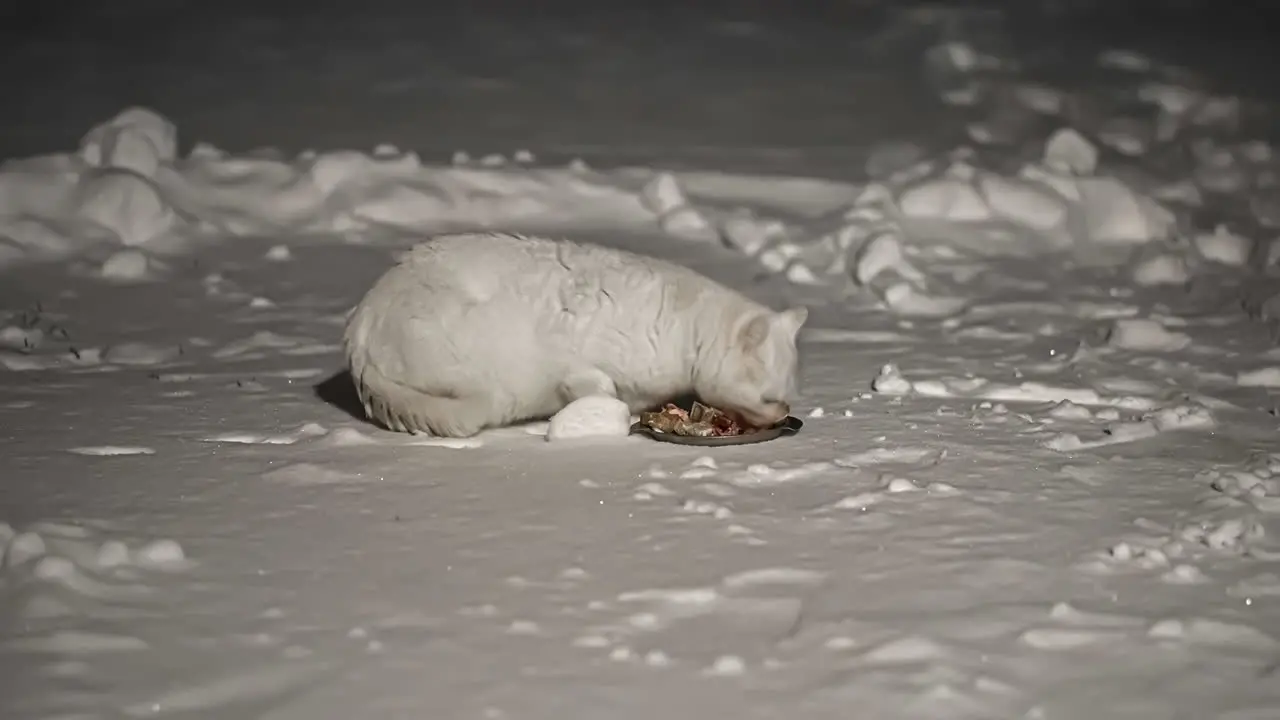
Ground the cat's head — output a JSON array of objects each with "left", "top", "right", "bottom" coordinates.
[{"left": 695, "top": 306, "right": 807, "bottom": 428}]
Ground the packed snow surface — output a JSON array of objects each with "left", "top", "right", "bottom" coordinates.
[{"left": 4, "top": 5, "right": 1280, "bottom": 720}]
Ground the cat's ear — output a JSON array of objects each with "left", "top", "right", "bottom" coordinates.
[
  {"left": 773, "top": 306, "right": 808, "bottom": 339},
  {"left": 737, "top": 313, "right": 772, "bottom": 351}
]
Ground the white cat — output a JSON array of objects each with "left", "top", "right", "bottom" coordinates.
[{"left": 343, "top": 232, "right": 807, "bottom": 437}]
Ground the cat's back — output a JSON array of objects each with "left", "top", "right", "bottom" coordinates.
[
  {"left": 379, "top": 232, "right": 564, "bottom": 310},
  {"left": 402, "top": 232, "right": 559, "bottom": 277},
  {"left": 391, "top": 232, "right": 741, "bottom": 321}
]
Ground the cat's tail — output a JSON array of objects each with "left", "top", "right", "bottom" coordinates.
[{"left": 349, "top": 359, "right": 491, "bottom": 438}]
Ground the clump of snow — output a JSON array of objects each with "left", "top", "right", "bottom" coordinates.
[
  {"left": 0, "top": 324, "right": 43, "bottom": 351},
  {"left": 79, "top": 107, "right": 177, "bottom": 178},
  {"left": 74, "top": 169, "right": 178, "bottom": 247},
  {"left": 1237, "top": 367, "right": 1280, "bottom": 388},
  {"left": 99, "top": 248, "right": 157, "bottom": 283},
  {"left": 134, "top": 538, "right": 187, "bottom": 569},
  {"left": 854, "top": 232, "right": 925, "bottom": 288},
  {"left": 899, "top": 172, "right": 991, "bottom": 222},
  {"left": 871, "top": 364, "right": 912, "bottom": 395},
  {"left": 546, "top": 396, "right": 632, "bottom": 441},
  {"left": 1075, "top": 176, "right": 1175, "bottom": 245},
  {"left": 96, "top": 540, "right": 131, "bottom": 568},
  {"left": 1194, "top": 225, "right": 1252, "bottom": 266},
  {"left": 883, "top": 475, "right": 922, "bottom": 493},
  {"left": 5, "top": 530, "right": 47, "bottom": 567},
  {"left": 33, "top": 555, "right": 78, "bottom": 582},
  {"left": 641, "top": 173, "right": 715, "bottom": 240},
  {"left": 1107, "top": 318, "right": 1191, "bottom": 352},
  {"left": 1043, "top": 128, "right": 1099, "bottom": 175},
  {"left": 1149, "top": 404, "right": 1215, "bottom": 432},
  {"left": 719, "top": 211, "right": 785, "bottom": 256},
  {"left": 1131, "top": 253, "right": 1190, "bottom": 286},
  {"left": 978, "top": 172, "right": 1070, "bottom": 232},
  {"left": 1047, "top": 400, "right": 1093, "bottom": 420},
  {"left": 705, "top": 655, "right": 747, "bottom": 677}
]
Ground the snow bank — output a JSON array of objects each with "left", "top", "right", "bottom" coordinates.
[
  {"left": 0, "top": 80, "right": 1267, "bottom": 322},
  {"left": 652, "top": 30, "right": 1275, "bottom": 317},
  {"left": 0, "top": 107, "right": 653, "bottom": 271}
]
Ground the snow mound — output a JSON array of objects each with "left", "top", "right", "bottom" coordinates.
[
  {"left": 79, "top": 106, "right": 177, "bottom": 178},
  {"left": 653, "top": 124, "right": 1181, "bottom": 318},
  {"left": 627, "top": 27, "right": 1276, "bottom": 317},
  {"left": 0, "top": 107, "right": 654, "bottom": 270},
  {"left": 546, "top": 396, "right": 632, "bottom": 442}
]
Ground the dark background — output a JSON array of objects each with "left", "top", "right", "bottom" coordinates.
[{"left": 1, "top": 0, "right": 1277, "bottom": 166}]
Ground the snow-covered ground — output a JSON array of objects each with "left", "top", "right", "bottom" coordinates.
[{"left": 4, "top": 3, "right": 1280, "bottom": 718}]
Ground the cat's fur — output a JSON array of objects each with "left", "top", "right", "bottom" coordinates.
[{"left": 344, "top": 232, "right": 807, "bottom": 438}]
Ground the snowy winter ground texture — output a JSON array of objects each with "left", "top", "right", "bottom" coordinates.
[{"left": 3, "top": 3, "right": 1280, "bottom": 719}]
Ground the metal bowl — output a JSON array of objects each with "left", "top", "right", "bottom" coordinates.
[{"left": 629, "top": 415, "right": 804, "bottom": 447}]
